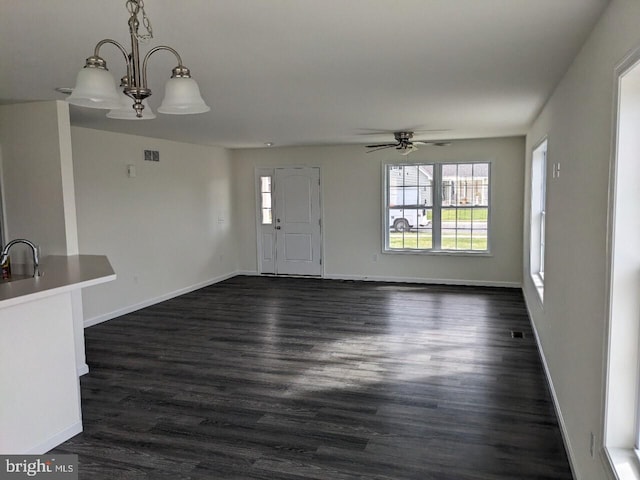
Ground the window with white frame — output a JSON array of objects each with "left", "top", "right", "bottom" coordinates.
[
  {"left": 260, "top": 175, "right": 273, "bottom": 225},
  {"left": 384, "top": 162, "right": 490, "bottom": 253},
  {"left": 530, "top": 139, "right": 547, "bottom": 294}
]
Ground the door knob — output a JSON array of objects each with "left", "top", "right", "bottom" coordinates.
[{"left": 275, "top": 226, "right": 281, "bottom": 230}]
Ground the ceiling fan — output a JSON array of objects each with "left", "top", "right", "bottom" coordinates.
[{"left": 366, "top": 131, "right": 451, "bottom": 155}]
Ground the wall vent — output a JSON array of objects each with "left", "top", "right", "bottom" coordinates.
[{"left": 144, "top": 150, "right": 159, "bottom": 162}]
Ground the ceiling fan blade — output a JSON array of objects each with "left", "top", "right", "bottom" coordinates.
[
  {"left": 365, "top": 143, "right": 398, "bottom": 148},
  {"left": 366, "top": 145, "right": 397, "bottom": 153},
  {"left": 414, "top": 141, "right": 452, "bottom": 147},
  {"left": 412, "top": 129, "right": 451, "bottom": 134},
  {"left": 357, "top": 128, "right": 450, "bottom": 135}
]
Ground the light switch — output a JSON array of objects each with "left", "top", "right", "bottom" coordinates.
[{"left": 127, "top": 164, "right": 136, "bottom": 178}]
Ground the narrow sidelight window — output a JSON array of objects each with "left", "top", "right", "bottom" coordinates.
[{"left": 260, "top": 176, "right": 273, "bottom": 225}]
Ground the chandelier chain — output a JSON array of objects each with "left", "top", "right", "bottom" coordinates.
[{"left": 126, "top": 0, "right": 153, "bottom": 43}]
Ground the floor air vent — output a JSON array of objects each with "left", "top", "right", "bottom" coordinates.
[{"left": 511, "top": 331, "right": 525, "bottom": 339}]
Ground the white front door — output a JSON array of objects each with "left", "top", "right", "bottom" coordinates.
[{"left": 256, "top": 167, "right": 322, "bottom": 276}]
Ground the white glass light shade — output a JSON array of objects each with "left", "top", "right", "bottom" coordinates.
[
  {"left": 106, "top": 91, "right": 156, "bottom": 120},
  {"left": 157, "top": 77, "right": 210, "bottom": 114},
  {"left": 67, "top": 67, "right": 122, "bottom": 109}
]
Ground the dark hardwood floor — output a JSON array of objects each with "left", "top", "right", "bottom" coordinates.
[{"left": 52, "top": 276, "right": 572, "bottom": 479}]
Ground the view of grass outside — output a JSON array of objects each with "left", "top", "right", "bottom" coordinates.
[
  {"left": 389, "top": 207, "right": 489, "bottom": 251},
  {"left": 441, "top": 207, "right": 488, "bottom": 221},
  {"left": 442, "top": 233, "right": 488, "bottom": 250},
  {"left": 389, "top": 232, "right": 488, "bottom": 250},
  {"left": 405, "top": 208, "right": 488, "bottom": 222},
  {"left": 389, "top": 231, "right": 433, "bottom": 249}
]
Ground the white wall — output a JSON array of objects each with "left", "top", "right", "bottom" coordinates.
[
  {"left": 72, "top": 127, "right": 236, "bottom": 324},
  {"left": 0, "top": 101, "right": 77, "bottom": 258},
  {"left": 233, "top": 137, "right": 524, "bottom": 286},
  {"left": 522, "top": 1, "right": 640, "bottom": 478}
]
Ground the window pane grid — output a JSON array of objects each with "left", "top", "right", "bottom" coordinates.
[
  {"left": 260, "top": 176, "right": 273, "bottom": 225},
  {"left": 439, "top": 163, "right": 489, "bottom": 251},
  {"left": 385, "top": 162, "right": 489, "bottom": 253},
  {"left": 387, "top": 165, "right": 433, "bottom": 251}
]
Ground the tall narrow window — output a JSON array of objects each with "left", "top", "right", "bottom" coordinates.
[
  {"left": 260, "top": 176, "right": 273, "bottom": 225},
  {"left": 384, "top": 162, "right": 490, "bottom": 253},
  {"left": 388, "top": 165, "right": 433, "bottom": 249},
  {"left": 530, "top": 139, "right": 547, "bottom": 296}
]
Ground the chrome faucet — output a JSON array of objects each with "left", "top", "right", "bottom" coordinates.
[{"left": 0, "top": 239, "right": 40, "bottom": 277}]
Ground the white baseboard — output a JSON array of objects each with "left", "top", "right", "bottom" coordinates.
[
  {"left": 219, "top": 270, "right": 520, "bottom": 288},
  {"left": 218, "top": 270, "right": 522, "bottom": 288},
  {"left": 523, "top": 293, "right": 579, "bottom": 479},
  {"left": 83, "top": 271, "right": 238, "bottom": 328},
  {"left": 26, "top": 422, "right": 82, "bottom": 454},
  {"left": 83, "top": 270, "right": 521, "bottom": 329},
  {"left": 236, "top": 270, "right": 259, "bottom": 276},
  {"left": 324, "top": 273, "right": 521, "bottom": 288}
]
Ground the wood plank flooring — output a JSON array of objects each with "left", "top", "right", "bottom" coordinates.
[{"left": 52, "top": 276, "right": 572, "bottom": 479}]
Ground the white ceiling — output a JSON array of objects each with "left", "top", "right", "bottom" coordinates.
[{"left": 0, "top": 0, "right": 609, "bottom": 149}]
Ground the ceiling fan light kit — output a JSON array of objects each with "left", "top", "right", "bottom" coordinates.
[{"left": 66, "top": 0, "right": 210, "bottom": 120}]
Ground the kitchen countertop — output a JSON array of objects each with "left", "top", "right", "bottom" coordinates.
[{"left": 0, "top": 255, "right": 116, "bottom": 308}]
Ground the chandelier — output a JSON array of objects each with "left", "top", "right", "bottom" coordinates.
[{"left": 66, "top": 0, "right": 209, "bottom": 119}]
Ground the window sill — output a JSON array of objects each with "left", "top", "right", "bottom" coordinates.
[
  {"left": 605, "top": 447, "right": 640, "bottom": 480},
  {"left": 383, "top": 249, "right": 493, "bottom": 257},
  {"left": 531, "top": 273, "right": 544, "bottom": 302}
]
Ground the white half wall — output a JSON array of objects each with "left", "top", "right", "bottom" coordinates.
[
  {"left": 522, "top": 1, "right": 640, "bottom": 479},
  {"left": 232, "top": 137, "right": 524, "bottom": 286},
  {"left": 72, "top": 127, "right": 236, "bottom": 324},
  {"left": 0, "top": 292, "right": 81, "bottom": 454}
]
